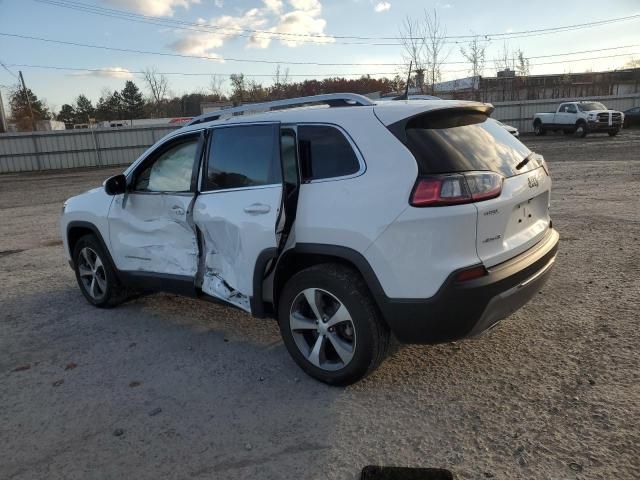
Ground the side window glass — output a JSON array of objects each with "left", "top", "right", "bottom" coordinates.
[
  {"left": 205, "top": 125, "right": 280, "bottom": 190},
  {"left": 559, "top": 105, "right": 567, "bottom": 113},
  {"left": 281, "top": 130, "right": 298, "bottom": 188},
  {"left": 567, "top": 105, "right": 577, "bottom": 114},
  {"left": 135, "top": 138, "right": 198, "bottom": 192},
  {"left": 297, "top": 125, "right": 359, "bottom": 181}
]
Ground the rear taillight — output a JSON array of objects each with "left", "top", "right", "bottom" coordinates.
[{"left": 410, "top": 171, "right": 503, "bottom": 207}]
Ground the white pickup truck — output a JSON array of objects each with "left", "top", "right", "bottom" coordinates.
[{"left": 533, "top": 101, "right": 624, "bottom": 138}]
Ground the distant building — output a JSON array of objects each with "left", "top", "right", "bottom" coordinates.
[
  {"left": 36, "top": 119, "right": 66, "bottom": 131},
  {"left": 201, "top": 101, "right": 233, "bottom": 115},
  {"left": 479, "top": 68, "right": 640, "bottom": 103},
  {"left": 95, "top": 117, "right": 193, "bottom": 128}
]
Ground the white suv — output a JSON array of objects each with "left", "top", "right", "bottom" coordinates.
[{"left": 60, "top": 94, "right": 559, "bottom": 385}]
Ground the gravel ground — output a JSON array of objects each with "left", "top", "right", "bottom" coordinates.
[{"left": 1, "top": 129, "right": 639, "bottom": 479}]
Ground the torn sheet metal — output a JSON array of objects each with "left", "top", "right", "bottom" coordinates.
[
  {"left": 193, "top": 186, "right": 284, "bottom": 313},
  {"left": 109, "top": 194, "right": 198, "bottom": 276},
  {"left": 198, "top": 219, "right": 251, "bottom": 312}
]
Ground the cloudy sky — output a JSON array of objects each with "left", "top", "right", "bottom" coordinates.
[{"left": 0, "top": 0, "right": 639, "bottom": 112}]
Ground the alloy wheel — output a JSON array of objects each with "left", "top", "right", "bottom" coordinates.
[
  {"left": 77, "top": 247, "right": 108, "bottom": 301},
  {"left": 289, "top": 288, "right": 356, "bottom": 371}
]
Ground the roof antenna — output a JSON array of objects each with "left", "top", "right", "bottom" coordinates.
[{"left": 395, "top": 61, "right": 412, "bottom": 101}]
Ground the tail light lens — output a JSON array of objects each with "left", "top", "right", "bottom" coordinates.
[{"left": 410, "top": 171, "right": 503, "bottom": 207}]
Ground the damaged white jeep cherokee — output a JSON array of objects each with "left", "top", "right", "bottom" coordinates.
[{"left": 61, "top": 94, "right": 559, "bottom": 385}]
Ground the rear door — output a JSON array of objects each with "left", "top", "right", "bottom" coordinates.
[{"left": 193, "top": 123, "right": 291, "bottom": 312}]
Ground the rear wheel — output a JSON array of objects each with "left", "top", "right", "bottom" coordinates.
[
  {"left": 608, "top": 129, "right": 619, "bottom": 137},
  {"left": 575, "top": 122, "right": 588, "bottom": 138},
  {"left": 73, "top": 235, "right": 127, "bottom": 308},
  {"left": 534, "top": 122, "right": 546, "bottom": 136},
  {"left": 278, "top": 264, "right": 389, "bottom": 386}
]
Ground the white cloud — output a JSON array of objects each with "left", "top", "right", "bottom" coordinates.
[
  {"left": 73, "top": 67, "right": 134, "bottom": 79},
  {"left": 373, "top": 1, "right": 390, "bottom": 13},
  {"left": 168, "top": 0, "right": 333, "bottom": 55},
  {"left": 102, "top": 0, "right": 201, "bottom": 17},
  {"left": 263, "top": 0, "right": 283, "bottom": 12},
  {"left": 288, "top": 0, "right": 321, "bottom": 12},
  {"left": 214, "top": 0, "right": 223, "bottom": 6}
]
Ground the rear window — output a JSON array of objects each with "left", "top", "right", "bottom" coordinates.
[
  {"left": 298, "top": 125, "right": 360, "bottom": 181},
  {"left": 397, "top": 110, "right": 537, "bottom": 177}
]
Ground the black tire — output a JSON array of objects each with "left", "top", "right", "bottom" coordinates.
[
  {"left": 278, "top": 264, "right": 390, "bottom": 386},
  {"left": 575, "top": 122, "right": 588, "bottom": 138},
  {"left": 533, "top": 122, "right": 546, "bottom": 136},
  {"left": 608, "top": 129, "right": 619, "bottom": 137},
  {"left": 72, "top": 234, "right": 127, "bottom": 308}
]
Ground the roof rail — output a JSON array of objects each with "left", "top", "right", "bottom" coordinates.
[{"left": 187, "top": 93, "right": 374, "bottom": 126}]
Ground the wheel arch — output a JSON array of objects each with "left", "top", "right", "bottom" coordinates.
[
  {"left": 66, "top": 221, "right": 119, "bottom": 280},
  {"left": 269, "top": 244, "right": 388, "bottom": 323}
]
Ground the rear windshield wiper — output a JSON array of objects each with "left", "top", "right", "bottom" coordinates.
[{"left": 515, "top": 154, "right": 532, "bottom": 170}]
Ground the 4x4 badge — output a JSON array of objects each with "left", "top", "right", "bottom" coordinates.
[{"left": 528, "top": 177, "right": 539, "bottom": 188}]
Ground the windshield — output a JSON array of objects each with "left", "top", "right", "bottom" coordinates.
[
  {"left": 396, "top": 111, "right": 540, "bottom": 177},
  {"left": 578, "top": 102, "right": 606, "bottom": 111}
]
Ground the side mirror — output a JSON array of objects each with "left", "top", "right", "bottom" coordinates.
[{"left": 104, "top": 174, "right": 127, "bottom": 196}]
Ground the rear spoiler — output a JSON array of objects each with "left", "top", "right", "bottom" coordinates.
[{"left": 383, "top": 104, "right": 495, "bottom": 143}]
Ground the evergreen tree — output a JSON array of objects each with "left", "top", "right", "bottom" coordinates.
[
  {"left": 9, "top": 86, "right": 50, "bottom": 131},
  {"left": 73, "top": 94, "right": 95, "bottom": 124},
  {"left": 120, "top": 81, "right": 144, "bottom": 120},
  {"left": 57, "top": 104, "right": 76, "bottom": 128}
]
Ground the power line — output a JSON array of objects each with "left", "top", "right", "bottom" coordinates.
[
  {"left": 0, "top": 59, "right": 19, "bottom": 79},
  {"left": 6, "top": 51, "right": 638, "bottom": 78},
  {"left": 1, "top": 32, "right": 638, "bottom": 68},
  {"left": 32, "top": 0, "right": 640, "bottom": 45},
  {"left": 2, "top": 64, "right": 400, "bottom": 77}
]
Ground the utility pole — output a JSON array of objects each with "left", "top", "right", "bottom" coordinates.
[
  {"left": 18, "top": 71, "right": 36, "bottom": 131},
  {"left": 0, "top": 89, "right": 7, "bottom": 133}
]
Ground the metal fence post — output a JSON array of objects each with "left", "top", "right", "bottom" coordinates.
[
  {"left": 31, "top": 133, "right": 42, "bottom": 171},
  {"left": 90, "top": 127, "right": 102, "bottom": 167}
]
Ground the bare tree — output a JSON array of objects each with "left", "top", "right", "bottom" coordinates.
[
  {"left": 624, "top": 58, "right": 640, "bottom": 68},
  {"left": 208, "top": 74, "right": 225, "bottom": 99},
  {"left": 271, "top": 64, "right": 290, "bottom": 99},
  {"left": 398, "top": 16, "right": 426, "bottom": 91},
  {"left": 423, "top": 9, "right": 450, "bottom": 95},
  {"left": 516, "top": 49, "right": 531, "bottom": 77},
  {"left": 460, "top": 34, "right": 486, "bottom": 100},
  {"left": 143, "top": 67, "right": 169, "bottom": 116},
  {"left": 460, "top": 35, "right": 486, "bottom": 79},
  {"left": 494, "top": 42, "right": 515, "bottom": 74}
]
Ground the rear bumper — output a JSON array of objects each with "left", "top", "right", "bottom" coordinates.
[{"left": 379, "top": 228, "right": 559, "bottom": 343}]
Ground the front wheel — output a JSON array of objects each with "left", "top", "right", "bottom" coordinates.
[
  {"left": 608, "top": 129, "right": 619, "bottom": 137},
  {"left": 73, "top": 235, "right": 126, "bottom": 308},
  {"left": 575, "top": 123, "right": 588, "bottom": 138},
  {"left": 278, "top": 264, "right": 390, "bottom": 386},
  {"left": 534, "top": 123, "right": 546, "bottom": 136}
]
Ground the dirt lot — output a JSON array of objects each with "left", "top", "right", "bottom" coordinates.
[{"left": 1, "top": 129, "right": 639, "bottom": 479}]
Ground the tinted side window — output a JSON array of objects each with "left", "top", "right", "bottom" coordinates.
[
  {"left": 205, "top": 124, "right": 280, "bottom": 190},
  {"left": 567, "top": 104, "right": 577, "bottom": 114},
  {"left": 298, "top": 126, "right": 359, "bottom": 181},
  {"left": 135, "top": 137, "right": 198, "bottom": 192}
]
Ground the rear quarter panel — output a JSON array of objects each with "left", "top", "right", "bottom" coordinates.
[{"left": 294, "top": 111, "right": 417, "bottom": 255}]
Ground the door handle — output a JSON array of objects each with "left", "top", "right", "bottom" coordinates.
[
  {"left": 171, "top": 205, "right": 185, "bottom": 216},
  {"left": 243, "top": 203, "right": 271, "bottom": 215}
]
